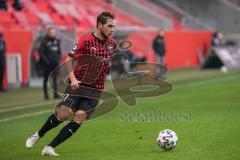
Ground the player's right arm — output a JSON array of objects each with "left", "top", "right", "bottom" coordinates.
[
  {"left": 65, "top": 55, "right": 81, "bottom": 90},
  {"left": 65, "top": 39, "right": 84, "bottom": 90}
]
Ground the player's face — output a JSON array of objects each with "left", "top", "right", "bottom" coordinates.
[
  {"left": 100, "top": 19, "right": 116, "bottom": 38},
  {"left": 48, "top": 28, "right": 56, "bottom": 38}
]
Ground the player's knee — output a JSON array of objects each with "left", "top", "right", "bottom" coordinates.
[
  {"left": 56, "top": 105, "right": 73, "bottom": 121},
  {"left": 73, "top": 111, "right": 87, "bottom": 124},
  {"left": 73, "top": 116, "right": 87, "bottom": 124}
]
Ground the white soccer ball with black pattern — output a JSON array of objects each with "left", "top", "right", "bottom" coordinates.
[{"left": 157, "top": 129, "right": 178, "bottom": 150}]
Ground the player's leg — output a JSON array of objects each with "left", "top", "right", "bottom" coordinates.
[
  {"left": 25, "top": 105, "right": 72, "bottom": 149},
  {"left": 37, "top": 86, "right": 78, "bottom": 140},
  {"left": 42, "top": 97, "right": 99, "bottom": 156},
  {"left": 40, "top": 92, "right": 80, "bottom": 156},
  {"left": 42, "top": 110, "right": 87, "bottom": 156},
  {"left": 46, "top": 110, "right": 87, "bottom": 148},
  {"left": 38, "top": 105, "right": 72, "bottom": 137}
]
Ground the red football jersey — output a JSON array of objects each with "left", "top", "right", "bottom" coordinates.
[{"left": 68, "top": 33, "right": 117, "bottom": 89}]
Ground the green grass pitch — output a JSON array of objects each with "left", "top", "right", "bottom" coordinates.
[{"left": 0, "top": 69, "right": 239, "bottom": 160}]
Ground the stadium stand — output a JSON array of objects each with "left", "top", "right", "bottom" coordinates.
[
  {"left": 150, "top": 0, "right": 240, "bottom": 34},
  {"left": 0, "top": 0, "right": 215, "bottom": 87},
  {"left": 0, "top": 0, "right": 145, "bottom": 30}
]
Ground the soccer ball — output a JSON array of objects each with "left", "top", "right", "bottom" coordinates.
[{"left": 156, "top": 129, "right": 178, "bottom": 150}]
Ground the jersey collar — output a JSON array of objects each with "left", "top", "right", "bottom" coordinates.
[{"left": 92, "top": 32, "right": 109, "bottom": 44}]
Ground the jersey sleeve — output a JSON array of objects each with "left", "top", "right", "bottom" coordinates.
[{"left": 68, "top": 39, "right": 85, "bottom": 59}]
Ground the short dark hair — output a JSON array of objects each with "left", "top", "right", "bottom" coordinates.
[{"left": 97, "top": 11, "right": 115, "bottom": 28}]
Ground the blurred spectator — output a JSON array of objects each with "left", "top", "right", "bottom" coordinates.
[
  {"left": 104, "top": 0, "right": 113, "bottom": 4},
  {"left": 119, "top": 40, "right": 146, "bottom": 69},
  {"left": 0, "top": 0, "right": 7, "bottom": 10},
  {"left": 152, "top": 29, "right": 166, "bottom": 79},
  {"left": 110, "top": 40, "right": 146, "bottom": 79},
  {"left": 126, "top": 50, "right": 146, "bottom": 69},
  {"left": 31, "top": 34, "right": 45, "bottom": 77},
  {"left": 0, "top": 0, "right": 23, "bottom": 11},
  {"left": 104, "top": 0, "right": 113, "bottom": 3},
  {"left": 0, "top": 33, "right": 6, "bottom": 92},
  {"left": 211, "top": 31, "right": 224, "bottom": 47},
  {"left": 12, "top": 0, "right": 23, "bottom": 11},
  {"left": 111, "top": 52, "right": 128, "bottom": 79},
  {"left": 39, "top": 27, "right": 61, "bottom": 100}
]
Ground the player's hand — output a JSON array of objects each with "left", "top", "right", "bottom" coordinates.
[{"left": 70, "top": 79, "right": 81, "bottom": 90}]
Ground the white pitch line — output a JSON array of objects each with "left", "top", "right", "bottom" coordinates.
[
  {"left": 0, "top": 109, "right": 53, "bottom": 123},
  {"left": 0, "top": 100, "right": 56, "bottom": 113},
  {"left": 0, "top": 74, "right": 238, "bottom": 114},
  {"left": 0, "top": 74, "right": 239, "bottom": 123}
]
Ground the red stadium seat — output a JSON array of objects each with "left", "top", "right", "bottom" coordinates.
[{"left": 51, "top": 13, "right": 65, "bottom": 26}]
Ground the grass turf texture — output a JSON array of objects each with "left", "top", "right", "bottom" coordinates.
[{"left": 0, "top": 69, "right": 239, "bottom": 160}]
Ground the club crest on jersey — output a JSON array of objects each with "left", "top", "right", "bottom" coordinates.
[
  {"left": 71, "top": 45, "right": 78, "bottom": 53},
  {"left": 108, "top": 45, "right": 114, "bottom": 51}
]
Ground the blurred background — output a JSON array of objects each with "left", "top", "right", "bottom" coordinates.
[
  {"left": 0, "top": 0, "right": 239, "bottom": 88},
  {"left": 0, "top": 0, "right": 240, "bottom": 91},
  {"left": 0, "top": 1, "right": 240, "bottom": 159}
]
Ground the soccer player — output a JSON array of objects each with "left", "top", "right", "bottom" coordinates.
[{"left": 25, "top": 11, "right": 116, "bottom": 156}]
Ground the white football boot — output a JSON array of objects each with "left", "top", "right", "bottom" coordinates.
[
  {"left": 25, "top": 132, "right": 40, "bottom": 149},
  {"left": 41, "top": 146, "right": 59, "bottom": 156}
]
